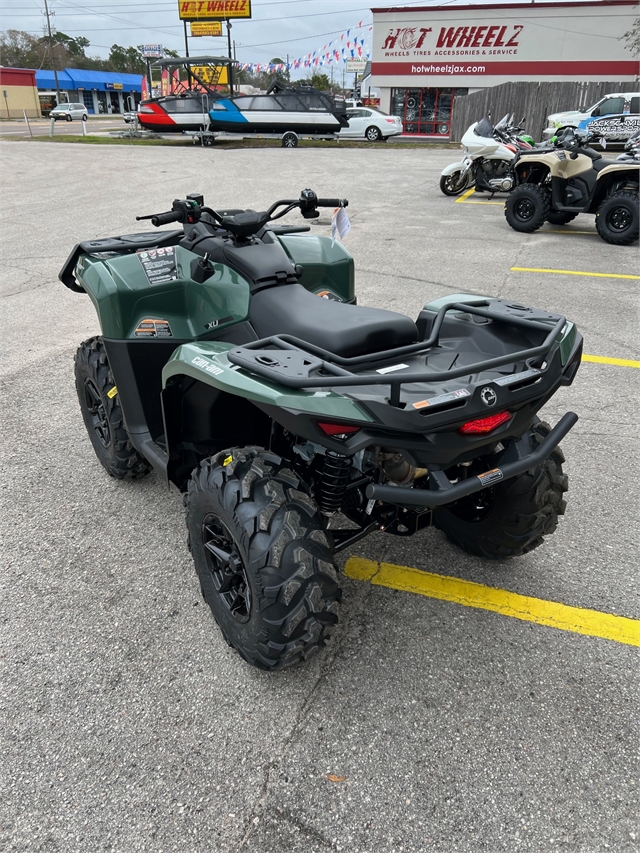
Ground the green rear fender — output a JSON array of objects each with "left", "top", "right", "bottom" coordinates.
[{"left": 162, "top": 341, "right": 373, "bottom": 421}]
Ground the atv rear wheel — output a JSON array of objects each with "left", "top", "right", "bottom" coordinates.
[
  {"left": 433, "top": 421, "right": 568, "bottom": 559},
  {"left": 186, "top": 448, "right": 340, "bottom": 670},
  {"left": 504, "top": 185, "right": 550, "bottom": 232},
  {"left": 546, "top": 210, "right": 579, "bottom": 225},
  {"left": 595, "top": 191, "right": 639, "bottom": 245},
  {"left": 75, "top": 337, "right": 152, "bottom": 480}
]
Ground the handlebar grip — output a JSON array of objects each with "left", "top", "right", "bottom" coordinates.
[
  {"left": 151, "top": 210, "right": 183, "bottom": 227},
  {"left": 316, "top": 198, "right": 348, "bottom": 208}
]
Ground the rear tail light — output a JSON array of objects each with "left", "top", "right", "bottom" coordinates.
[
  {"left": 459, "top": 411, "right": 512, "bottom": 435},
  {"left": 385, "top": 119, "right": 396, "bottom": 124},
  {"left": 317, "top": 422, "right": 361, "bottom": 438}
]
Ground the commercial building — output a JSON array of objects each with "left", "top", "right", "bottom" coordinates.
[
  {"left": 370, "top": 0, "right": 640, "bottom": 137},
  {"left": 36, "top": 68, "right": 143, "bottom": 115},
  {"left": 0, "top": 68, "right": 41, "bottom": 119}
]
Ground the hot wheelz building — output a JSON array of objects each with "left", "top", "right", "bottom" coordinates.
[{"left": 370, "top": 0, "right": 640, "bottom": 137}]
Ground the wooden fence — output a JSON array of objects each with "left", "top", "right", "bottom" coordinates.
[{"left": 450, "top": 81, "right": 632, "bottom": 142}]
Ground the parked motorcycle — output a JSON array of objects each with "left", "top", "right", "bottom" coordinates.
[
  {"left": 616, "top": 128, "right": 640, "bottom": 162},
  {"left": 440, "top": 114, "right": 532, "bottom": 196}
]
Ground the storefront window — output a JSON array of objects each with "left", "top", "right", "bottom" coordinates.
[{"left": 391, "top": 88, "right": 467, "bottom": 136}]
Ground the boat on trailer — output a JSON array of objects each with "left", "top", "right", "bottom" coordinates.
[
  {"left": 137, "top": 56, "right": 233, "bottom": 134},
  {"left": 208, "top": 80, "right": 348, "bottom": 136}
]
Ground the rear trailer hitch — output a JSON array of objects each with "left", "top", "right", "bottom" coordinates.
[{"left": 365, "top": 412, "right": 578, "bottom": 509}]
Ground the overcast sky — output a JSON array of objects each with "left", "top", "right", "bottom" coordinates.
[
  {"left": 1, "top": 0, "right": 606, "bottom": 77},
  {"left": 1, "top": 0, "right": 385, "bottom": 75}
]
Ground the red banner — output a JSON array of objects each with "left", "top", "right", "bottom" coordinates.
[{"left": 371, "top": 60, "right": 639, "bottom": 77}]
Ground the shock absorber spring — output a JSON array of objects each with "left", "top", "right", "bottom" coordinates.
[{"left": 319, "top": 452, "right": 351, "bottom": 515}]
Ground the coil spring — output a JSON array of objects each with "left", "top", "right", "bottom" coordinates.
[{"left": 319, "top": 452, "right": 351, "bottom": 515}]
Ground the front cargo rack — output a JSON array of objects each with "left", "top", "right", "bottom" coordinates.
[{"left": 227, "top": 300, "right": 568, "bottom": 407}]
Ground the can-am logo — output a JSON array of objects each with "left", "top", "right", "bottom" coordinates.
[{"left": 381, "top": 23, "right": 523, "bottom": 56}]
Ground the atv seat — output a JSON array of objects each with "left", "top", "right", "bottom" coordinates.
[{"left": 250, "top": 283, "right": 418, "bottom": 358}]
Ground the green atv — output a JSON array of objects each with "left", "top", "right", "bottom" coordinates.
[{"left": 61, "top": 189, "right": 582, "bottom": 670}]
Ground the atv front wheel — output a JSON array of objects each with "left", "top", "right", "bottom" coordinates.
[
  {"left": 595, "top": 191, "right": 639, "bottom": 245},
  {"left": 434, "top": 421, "right": 568, "bottom": 559},
  {"left": 504, "top": 185, "right": 550, "bottom": 232},
  {"left": 75, "top": 337, "right": 152, "bottom": 480},
  {"left": 546, "top": 210, "right": 578, "bottom": 226},
  {"left": 186, "top": 448, "right": 340, "bottom": 670}
]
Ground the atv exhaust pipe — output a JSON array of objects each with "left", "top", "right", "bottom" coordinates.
[{"left": 365, "top": 412, "right": 578, "bottom": 509}]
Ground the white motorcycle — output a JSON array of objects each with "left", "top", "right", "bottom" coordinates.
[
  {"left": 440, "top": 115, "right": 532, "bottom": 196},
  {"left": 616, "top": 128, "right": 640, "bottom": 162}
]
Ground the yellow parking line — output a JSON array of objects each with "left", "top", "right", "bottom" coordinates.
[
  {"left": 583, "top": 354, "right": 640, "bottom": 368},
  {"left": 455, "top": 187, "right": 476, "bottom": 202},
  {"left": 454, "top": 188, "right": 504, "bottom": 206},
  {"left": 345, "top": 557, "right": 640, "bottom": 647},
  {"left": 511, "top": 266, "right": 640, "bottom": 280}
]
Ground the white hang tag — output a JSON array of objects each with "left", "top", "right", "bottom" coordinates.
[
  {"left": 332, "top": 207, "right": 351, "bottom": 245},
  {"left": 600, "top": 136, "right": 607, "bottom": 149}
]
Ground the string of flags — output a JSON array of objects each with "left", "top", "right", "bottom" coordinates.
[{"left": 237, "top": 23, "right": 373, "bottom": 75}]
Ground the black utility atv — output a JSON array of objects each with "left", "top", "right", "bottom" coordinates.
[
  {"left": 505, "top": 128, "right": 639, "bottom": 244},
  {"left": 61, "top": 190, "right": 582, "bottom": 670}
]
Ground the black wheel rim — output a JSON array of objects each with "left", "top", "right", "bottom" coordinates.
[
  {"left": 445, "top": 172, "right": 464, "bottom": 192},
  {"left": 450, "top": 486, "right": 496, "bottom": 522},
  {"left": 514, "top": 197, "right": 535, "bottom": 221},
  {"left": 203, "top": 515, "right": 252, "bottom": 623},
  {"left": 84, "top": 379, "right": 111, "bottom": 448},
  {"left": 606, "top": 204, "right": 632, "bottom": 232}
]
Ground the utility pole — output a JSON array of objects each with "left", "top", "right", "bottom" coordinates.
[
  {"left": 43, "top": 0, "right": 61, "bottom": 104},
  {"left": 226, "top": 20, "right": 234, "bottom": 95}
]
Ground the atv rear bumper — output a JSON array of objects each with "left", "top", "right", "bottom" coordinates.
[{"left": 366, "top": 411, "right": 577, "bottom": 508}]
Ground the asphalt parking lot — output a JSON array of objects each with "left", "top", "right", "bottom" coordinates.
[{"left": 1, "top": 140, "right": 638, "bottom": 853}]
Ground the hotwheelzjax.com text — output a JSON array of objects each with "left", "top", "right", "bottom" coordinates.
[{"left": 412, "top": 64, "right": 486, "bottom": 73}]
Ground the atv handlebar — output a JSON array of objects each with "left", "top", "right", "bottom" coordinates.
[
  {"left": 150, "top": 210, "right": 184, "bottom": 226},
  {"left": 136, "top": 190, "right": 348, "bottom": 237}
]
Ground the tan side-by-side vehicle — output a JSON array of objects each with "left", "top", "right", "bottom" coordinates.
[{"left": 504, "top": 129, "right": 639, "bottom": 245}]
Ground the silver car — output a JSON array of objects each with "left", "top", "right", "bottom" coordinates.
[
  {"left": 50, "top": 102, "right": 88, "bottom": 122},
  {"left": 340, "top": 107, "right": 403, "bottom": 142}
]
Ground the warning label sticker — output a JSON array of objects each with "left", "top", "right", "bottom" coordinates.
[
  {"left": 136, "top": 246, "right": 178, "bottom": 286},
  {"left": 134, "top": 318, "right": 173, "bottom": 338},
  {"left": 413, "top": 388, "right": 470, "bottom": 410}
]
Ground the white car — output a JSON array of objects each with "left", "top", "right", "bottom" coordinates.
[
  {"left": 340, "top": 107, "right": 403, "bottom": 142},
  {"left": 50, "top": 102, "right": 88, "bottom": 122}
]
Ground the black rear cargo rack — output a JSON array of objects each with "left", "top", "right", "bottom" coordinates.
[{"left": 228, "top": 301, "right": 568, "bottom": 406}]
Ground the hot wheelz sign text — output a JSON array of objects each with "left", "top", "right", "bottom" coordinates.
[
  {"left": 178, "top": 0, "right": 251, "bottom": 20},
  {"left": 371, "top": 2, "right": 639, "bottom": 87}
]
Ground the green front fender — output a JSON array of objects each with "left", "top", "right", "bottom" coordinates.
[{"left": 162, "top": 341, "right": 374, "bottom": 422}]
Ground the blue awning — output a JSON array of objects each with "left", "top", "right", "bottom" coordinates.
[
  {"left": 35, "top": 69, "right": 74, "bottom": 89},
  {"left": 36, "top": 67, "right": 142, "bottom": 93}
]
